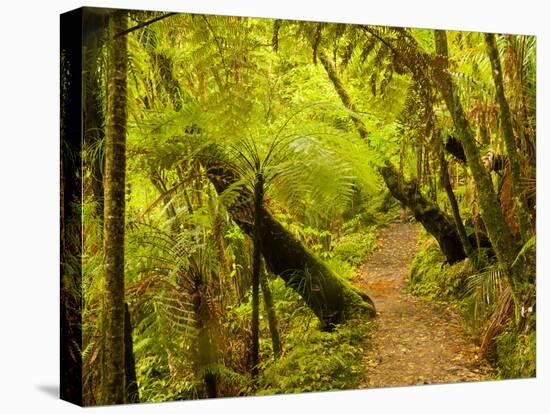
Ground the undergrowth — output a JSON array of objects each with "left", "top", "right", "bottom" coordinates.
[
  {"left": 223, "top": 276, "right": 372, "bottom": 396},
  {"left": 257, "top": 316, "right": 370, "bottom": 394},
  {"left": 495, "top": 325, "right": 536, "bottom": 378},
  {"left": 408, "top": 230, "right": 536, "bottom": 380}
]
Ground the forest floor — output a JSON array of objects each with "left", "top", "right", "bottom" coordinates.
[{"left": 354, "top": 223, "right": 494, "bottom": 388}]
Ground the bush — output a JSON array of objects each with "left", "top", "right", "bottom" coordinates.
[
  {"left": 409, "top": 239, "right": 447, "bottom": 299},
  {"left": 409, "top": 238, "right": 472, "bottom": 300},
  {"left": 495, "top": 326, "right": 536, "bottom": 379},
  {"left": 256, "top": 318, "right": 371, "bottom": 394},
  {"left": 324, "top": 257, "right": 355, "bottom": 280},
  {"left": 332, "top": 230, "right": 376, "bottom": 267}
]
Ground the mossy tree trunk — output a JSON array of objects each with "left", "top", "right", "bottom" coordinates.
[
  {"left": 251, "top": 173, "right": 264, "bottom": 377},
  {"left": 319, "top": 52, "right": 369, "bottom": 142},
  {"left": 433, "top": 30, "right": 522, "bottom": 299},
  {"left": 261, "top": 272, "right": 282, "bottom": 357},
  {"left": 484, "top": 33, "right": 530, "bottom": 244},
  {"left": 203, "top": 153, "right": 375, "bottom": 328},
  {"left": 191, "top": 274, "right": 219, "bottom": 398},
  {"left": 379, "top": 160, "right": 466, "bottom": 264},
  {"left": 439, "top": 149, "right": 476, "bottom": 261},
  {"left": 102, "top": 11, "right": 128, "bottom": 405}
]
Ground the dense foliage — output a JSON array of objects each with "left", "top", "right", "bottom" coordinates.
[{"left": 61, "top": 9, "right": 536, "bottom": 405}]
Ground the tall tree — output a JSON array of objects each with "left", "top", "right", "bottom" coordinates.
[
  {"left": 102, "top": 11, "right": 128, "bottom": 405},
  {"left": 484, "top": 33, "right": 530, "bottom": 243},
  {"left": 433, "top": 30, "right": 522, "bottom": 300}
]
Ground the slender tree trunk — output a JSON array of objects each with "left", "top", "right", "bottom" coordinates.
[
  {"left": 190, "top": 272, "right": 218, "bottom": 398},
  {"left": 251, "top": 174, "right": 264, "bottom": 378},
  {"left": 261, "top": 272, "right": 282, "bottom": 357},
  {"left": 439, "top": 150, "right": 476, "bottom": 261},
  {"left": 433, "top": 30, "right": 522, "bottom": 299},
  {"left": 124, "top": 304, "right": 140, "bottom": 404},
  {"left": 319, "top": 52, "right": 369, "bottom": 142},
  {"left": 102, "top": 11, "right": 128, "bottom": 405},
  {"left": 484, "top": 33, "right": 530, "bottom": 243},
  {"left": 272, "top": 19, "right": 281, "bottom": 52}
]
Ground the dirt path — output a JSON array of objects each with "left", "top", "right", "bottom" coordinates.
[{"left": 354, "top": 223, "right": 492, "bottom": 388}]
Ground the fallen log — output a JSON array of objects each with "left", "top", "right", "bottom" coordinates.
[
  {"left": 379, "top": 160, "right": 466, "bottom": 264},
  {"left": 200, "top": 148, "right": 376, "bottom": 328}
]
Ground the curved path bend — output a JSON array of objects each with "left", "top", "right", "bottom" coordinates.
[{"left": 355, "top": 223, "right": 493, "bottom": 388}]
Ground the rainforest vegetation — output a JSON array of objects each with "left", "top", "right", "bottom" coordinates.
[{"left": 60, "top": 8, "right": 536, "bottom": 406}]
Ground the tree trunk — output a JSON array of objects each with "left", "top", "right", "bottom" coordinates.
[
  {"left": 124, "top": 303, "right": 140, "bottom": 404},
  {"left": 484, "top": 33, "right": 530, "bottom": 243},
  {"left": 318, "top": 46, "right": 473, "bottom": 265},
  {"left": 379, "top": 160, "right": 466, "bottom": 264},
  {"left": 102, "top": 11, "right": 128, "bottom": 405},
  {"left": 191, "top": 276, "right": 218, "bottom": 398},
  {"left": 319, "top": 52, "right": 369, "bottom": 142},
  {"left": 203, "top": 152, "right": 375, "bottom": 328},
  {"left": 433, "top": 30, "right": 522, "bottom": 298},
  {"left": 261, "top": 272, "right": 282, "bottom": 357},
  {"left": 251, "top": 174, "right": 263, "bottom": 378},
  {"left": 439, "top": 150, "right": 476, "bottom": 261}
]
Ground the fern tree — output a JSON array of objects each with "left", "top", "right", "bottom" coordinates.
[
  {"left": 228, "top": 136, "right": 292, "bottom": 376},
  {"left": 123, "top": 15, "right": 377, "bottom": 327}
]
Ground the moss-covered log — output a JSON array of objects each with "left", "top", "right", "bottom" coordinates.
[
  {"left": 202, "top": 150, "right": 375, "bottom": 328},
  {"left": 379, "top": 160, "right": 466, "bottom": 264}
]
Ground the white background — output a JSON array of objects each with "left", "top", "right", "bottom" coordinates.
[{"left": 0, "top": 0, "right": 547, "bottom": 412}]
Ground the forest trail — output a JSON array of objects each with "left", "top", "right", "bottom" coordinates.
[{"left": 354, "top": 223, "right": 492, "bottom": 388}]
